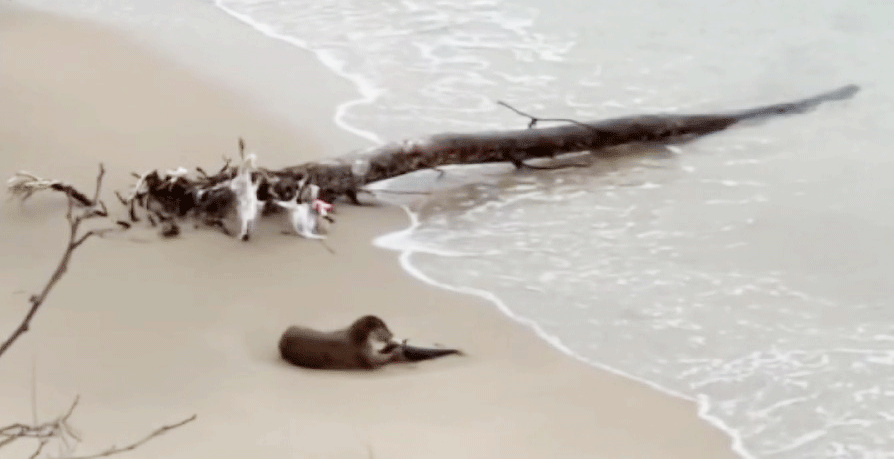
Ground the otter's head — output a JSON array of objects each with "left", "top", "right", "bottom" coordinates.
[{"left": 349, "top": 315, "right": 394, "bottom": 347}]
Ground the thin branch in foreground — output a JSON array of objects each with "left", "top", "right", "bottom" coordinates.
[
  {"left": 1, "top": 163, "right": 196, "bottom": 458},
  {"left": 0, "top": 396, "right": 81, "bottom": 454},
  {"left": 59, "top": 414, "right": 198, "bottom": 459},
  {"left": 0, "top": 163, "right": 120, "bottom": 360},
  {"left": 0, "top": 395, "right": 196, "bottom": 459}
]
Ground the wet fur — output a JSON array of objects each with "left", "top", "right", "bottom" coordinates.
[{"left": 278, "top": 315, "right": 404, "bottom": 370}]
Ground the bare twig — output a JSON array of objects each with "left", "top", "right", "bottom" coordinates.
[
  {"left": 0, "top": 396, "right": 81, "bottom": 452},
  {"left": 496, "top": 100, "right": 603, "bottom": 134},
  {"left": 0, "top": 435, "right": 16, "bottom": 449},
  {"left": 217, "top": 157, "right": 232, "bottom": 176},
  {"left": 58, "top": 414, "right": 197, "bottom": 459},
  {"left": 318, "top": 239, "right": 336, "bottom": 255},
  {"left": 31, "top": 360, "right": 38, "bottom": 425},
  {"left": 6, "top": 172, "right": 94, "bottom": 207},
  {"left": 0, "top": 395, "right": 195, "bottom": 459},
  {"left": 28, "top": 439, "right": 49, "bottom": 459},
  {"left": 0, "top": 164, "right": 119, "bottom": 360}
]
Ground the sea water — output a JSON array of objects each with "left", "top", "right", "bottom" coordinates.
[
  {"left": 205, "top": 1, "right": 894, "bottom": 457},
  {"left": 18, "top": 0, "right": 894, "bottom": 457}
]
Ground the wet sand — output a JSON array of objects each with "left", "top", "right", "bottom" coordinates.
[{"left": 0, "top": 4, "right": 738, "bottom": 458}]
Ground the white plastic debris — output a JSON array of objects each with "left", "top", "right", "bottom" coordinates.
[
  {"left": 164, "top": 167, "right": 189, "bottom": 181},
  {"left": 276, "top": 199, "right": 326, "bottom": 239},
  {"left": 228, "top": 153, "right": 262, "bottom": 241},
  {"left": 275, "top": 182, "right": 333, "bottom": 239}
]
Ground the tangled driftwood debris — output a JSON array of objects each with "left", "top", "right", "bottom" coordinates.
[{"left": 6, "top": 84, "right": 860, "bottom": 241}]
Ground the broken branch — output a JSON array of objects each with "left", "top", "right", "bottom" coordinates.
[
  {"left": 1, "top": 162, "right": 194, "bottom": 459},
  {"left": 496, "top": 100, "right": 602, "bottom": 132},
  {"left": 0, "top": 163, "right": 121, "bottom": 360}
]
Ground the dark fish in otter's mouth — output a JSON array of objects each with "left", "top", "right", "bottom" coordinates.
[{"left": 382, "top": 340, "right": 464, "bottom": 362}]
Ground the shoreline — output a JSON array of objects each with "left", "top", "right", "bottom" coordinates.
[
  {"left": 374, "top": 205, "right": 755, "bottom": 458},
  {"left": 208, "top": 0, "right": 386, "bottom": 146},
  {"left": 1, "top": 3, "right": 740, "bottom": 459}
]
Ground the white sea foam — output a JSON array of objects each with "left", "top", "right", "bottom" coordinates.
[
  {"left": 210, "top": 0, "right": 386, "bottom": 146},
  {"left": 371, "top": 203, "right": 756, "bottom": 459}
]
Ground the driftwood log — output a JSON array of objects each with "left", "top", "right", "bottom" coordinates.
[
  {"left": 304, "top": 83, "right": 860, "bottom": 201},
  {"left": 6, "top": 84, "right": 860, "bottom": 240}
]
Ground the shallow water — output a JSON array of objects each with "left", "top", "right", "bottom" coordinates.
[{"left": 18, "top": 0, "right": 894, "bottom": 456}]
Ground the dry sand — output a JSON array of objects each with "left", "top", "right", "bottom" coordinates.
[{"left": 0, "top": 4, "right": 738, "bottom": 458}]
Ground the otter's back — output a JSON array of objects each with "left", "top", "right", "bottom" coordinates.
[{"left": 278, "top": 325, "right": 361, "bottom": 369}]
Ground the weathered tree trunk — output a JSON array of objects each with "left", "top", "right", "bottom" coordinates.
[{"left": 282, "top": 84, "right": 859, "bottom": 204}]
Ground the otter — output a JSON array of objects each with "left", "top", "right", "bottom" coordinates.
[{"left": 278, "top": 315, "right": 463, "bottom": 370}]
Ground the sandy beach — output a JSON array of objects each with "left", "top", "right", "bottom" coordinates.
[{"left": 0, "top": 4, "right": 737, "bottom": 458}]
